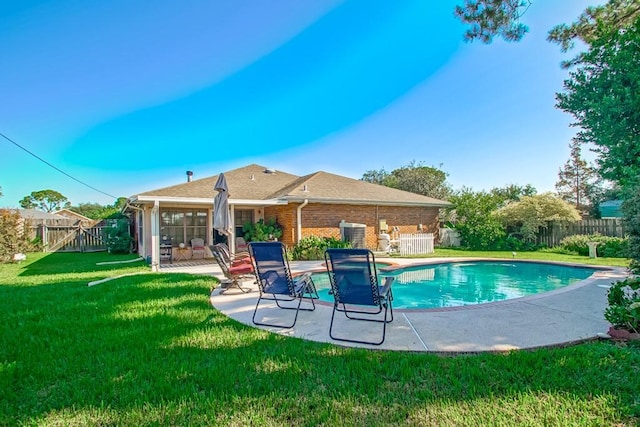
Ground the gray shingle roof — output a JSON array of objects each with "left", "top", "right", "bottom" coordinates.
[
  {"left": 270, "top": 171, "right": 449, "bottom": 206},
  {"left": 18, "top": 209, "right": 67, "bottom": 220},
  {"left": 138, "top": 164, "right": 299, "bottom": 200},
  {"left": 135, "top": 164, "right": 450, "bottom": 206}
]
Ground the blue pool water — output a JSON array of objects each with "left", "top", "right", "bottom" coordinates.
[{"left": 311, "top": 261, "right": 596, "bottom": 309}]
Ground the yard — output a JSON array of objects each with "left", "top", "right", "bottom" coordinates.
[{"left": 1, "top": 251, "right": 638, "bottom": 425}]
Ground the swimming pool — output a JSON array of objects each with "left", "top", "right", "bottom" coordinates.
[{"left": 311, "top": 261, "right": 597, "bottom": 309}]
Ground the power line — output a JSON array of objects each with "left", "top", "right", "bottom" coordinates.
[{"left": 0, "top": 131, "right": 117, "bottom": 200}]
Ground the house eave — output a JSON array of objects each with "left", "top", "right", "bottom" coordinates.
[
  {"left": 283, "top": 196, "right": 451, "bottom": 207},
  {"left": 129, "top": 195, "right": 213, "bottom": 205},
  {"left": 127, "top": 195, "right": 289, "bottom": 207},
  {"left": 229, "top": 199, "right": 288, "bottom": 206}
]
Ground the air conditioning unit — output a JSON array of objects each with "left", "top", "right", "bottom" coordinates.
[{"left": 339, "top": 221, "right": 366, "bottom": 249}]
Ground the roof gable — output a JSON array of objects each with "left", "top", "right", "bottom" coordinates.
[{"left": 54, "top": 208, "right": 92, "bottom": 221}]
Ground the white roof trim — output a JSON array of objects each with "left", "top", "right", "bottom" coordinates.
[
  {"left": 128, "top": 196, "right": 288, "bottom": 206},
  {"left": 230, "top": 198, "right": 288, "bottom": 206},
  {"left": 131, "top": 195, "right": 213, "bottom": 204},
  {"left": 283, "top": 197, "right": 451, "bottom": 207}
]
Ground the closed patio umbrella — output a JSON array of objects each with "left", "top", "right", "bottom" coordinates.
[{"left": 213, "top": 173, "right": 232, "bottom": 236}]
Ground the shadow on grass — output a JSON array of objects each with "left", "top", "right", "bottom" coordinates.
[
  {"left": 1, "top": 256, "right": 639, "bottom": 425},
  {"left": 17, "top": 252, "right": 148, "bottom": 277}
]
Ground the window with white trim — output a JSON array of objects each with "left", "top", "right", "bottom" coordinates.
[{"left": 160, "top": 208, "right": 208, "bottom": 246}]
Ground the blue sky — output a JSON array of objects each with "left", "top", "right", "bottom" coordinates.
[{"left": 1, "top": 0, "right": 598, "bottom": 207}]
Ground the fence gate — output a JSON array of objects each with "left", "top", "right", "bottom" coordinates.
[{"left": 34, "top": 222, "right": 108, "bottom": 252}]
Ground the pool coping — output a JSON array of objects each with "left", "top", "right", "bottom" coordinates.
[
  {"left": 301, "top": 257, "right": 618, "bottom": 313},
  {"left": 167, "top": 257, "right": 628, "bottom": 355},
  {"left": 205, "top": 257, "right": 630, "bottom": 353}
]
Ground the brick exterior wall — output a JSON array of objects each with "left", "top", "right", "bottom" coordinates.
[{"left": 265, "top": 203, "right": 440, "bottom": 249}]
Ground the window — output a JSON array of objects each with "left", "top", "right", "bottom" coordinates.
[
  {"left": 160, "top": 208, "right": 208, "bottom": 246},
  {"left": 235, "top": 209, "right": 254, "bottom": 238}
]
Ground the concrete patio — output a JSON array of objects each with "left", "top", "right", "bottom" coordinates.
[{"left": 162, "top": 258, "right": 628, "bottom": 353}]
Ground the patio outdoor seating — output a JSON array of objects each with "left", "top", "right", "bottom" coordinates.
[
  {"left": 249, "top": 241, "right": 318, "bottom": 328},
  {"left": 324, "top": 248, "right": 394, "bottom": 345},
  {"left": 191, "top": 238, "right": 206, "bottom": 259},
  {"left": 210, "top": 244, "right": 254, "bottom": 294},
  {"left": 236, "top": 236, "right": 249, "bottom": 252},
  {"left": 217, "top": 242, "right": 250, "bottom": 263}
]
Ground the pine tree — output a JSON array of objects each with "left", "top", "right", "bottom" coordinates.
[{"left": 555, "top": 140, "right": 597, "bottom": 214}]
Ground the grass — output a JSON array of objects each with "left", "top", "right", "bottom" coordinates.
[{"left": 1, "top": 251, "right": 639, "bottom": 426}]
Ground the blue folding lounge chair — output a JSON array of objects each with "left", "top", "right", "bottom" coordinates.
[
  {"left": 324, "top": 248, "right": 394, "bottom": 345},
  {"left": 249, "top": 242, "right": 318, "bottom": 328}
]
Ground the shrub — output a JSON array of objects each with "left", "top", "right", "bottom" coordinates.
[
  {"left": 495, "top": 193, "right": 581, "bottom": 242},
  {"left": 559, "top": 234, "right": 628, "bottom": 258},
  {"left": 448, "top": 188, "right": 507, "bottom": 250},
  {"left": 104, "top": 219, "right": 132, "bottom": 254},
  {"left": 291, "top": 236, "right": 351, "bottom": 260},
  {"left": 0, "top": 209, "right": 36, "bottom": 263},
  {"left": 604, "top": 278, "right": 640, "bottom": 333},
  {"left": 242, "top": 218, "right": 282, "bottom": 242}
]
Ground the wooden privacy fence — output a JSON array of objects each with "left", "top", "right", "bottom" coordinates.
[
  {"left": 537, "top": 219, "right": 625, "bottom": 247},
  {"left": 30, "top": 222, "right": 108, "bottom": 252},
  {"left": 399, "top": 233, "right": 434, "bottom": 255}
]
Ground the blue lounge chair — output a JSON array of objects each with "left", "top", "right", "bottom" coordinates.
[
  {"left": 324, "top": 248, "right": 394, "bottom": 345},
  {"left": 249, "top": 242, "right": 318, "bottom": 328}
]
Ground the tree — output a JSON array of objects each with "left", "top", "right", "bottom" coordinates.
[
  {"left": 547, "top": 0, "right": 640, "bottom": 53},
  {"left": 555, "top": 139, "right": 598, "bottom": 214},
  {"left": 622, "top": 185, "right": 640, "bottom": 274},
  {"left": 361, "top": 168, "right": 391, "bottom": 185},
  {"left": 556, "top": 18, "right": 640, "bottom": 190},
  {"left": 456, "top": 0, "right": 640, "bottom": 57},
  {"left": 70, "top": 200, "right": 126, "bottom": 220},
  {"left": 361, "top": 161, "right": 453, "bottom": 200},
  {"left": 490, "top": 184, "right": 537, "bottom": 203},
  {"left": 447, "top": 188, "right": 506, "bottom": 250},
  {"left": 455, "top": 0, "right": 531, "bottom": 44},
  {"left": 19, "top": 190, "right": 70, "bottom": 212},
  {"left": 495, "top": 193, "right": 582, "bottom": 242},
  {"left": 0, "top": 209, "right": 35, "bottom": 262}
]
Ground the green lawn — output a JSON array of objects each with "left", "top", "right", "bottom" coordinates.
[{"left": 1, "top": 251, "right": 638, "bottom": 426}]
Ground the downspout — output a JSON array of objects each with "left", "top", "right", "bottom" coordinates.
[{"left": 296, "top": 199, "right": 308, "bottom": 243}]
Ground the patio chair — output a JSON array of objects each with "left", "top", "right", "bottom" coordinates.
[
  {"left": 236, "top": 236, "right": 250, "bottom": 253},
  {"left": 324, "top": 248, "right": 394, "bottom": 345},
  {"left": 210, "top": 244, "right": 254, "bottom": 294},
  {"left": 249, "top": 241, "right": 318, "bottom": 328},
  {"left": 217, "top": 242, "right": 251, "bottom": 263},
  {"left": 191, "top": 238, "right": 206, "bottom": 259}
]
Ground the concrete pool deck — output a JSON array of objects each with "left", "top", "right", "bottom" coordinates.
[{"left": 163, "top": 257, "right": 629, "bottom": 353}]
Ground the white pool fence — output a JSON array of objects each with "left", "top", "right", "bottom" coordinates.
[{"left": 398, "top": 233, "right": 434, "bottom": 256}]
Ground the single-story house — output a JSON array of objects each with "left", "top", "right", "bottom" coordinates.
[
  {"left": 125, "top": 164, "right": 450, "bottom": 270},
  {"left": 53, "top": 208, "right": 94, "bottom": 225}
]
